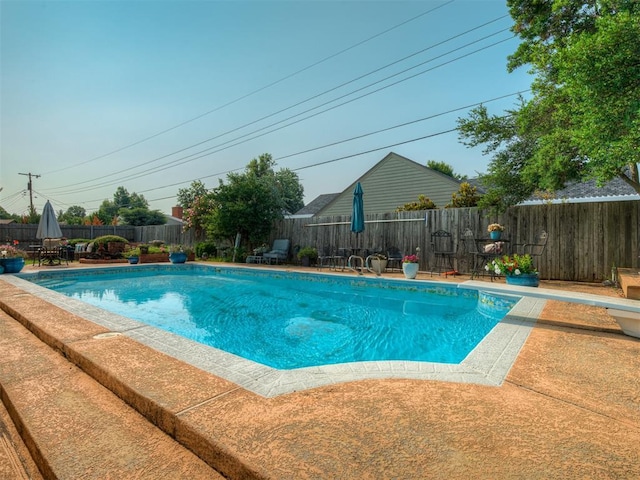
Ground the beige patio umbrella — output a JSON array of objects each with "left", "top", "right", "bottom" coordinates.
[{"left": 36, "top": 200, "right": 63, "bottom": 241}]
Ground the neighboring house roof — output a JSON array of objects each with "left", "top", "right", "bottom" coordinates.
[
  {"left": 0, "top": 219, "right": 16, "bottom": 224},
  {"left": 291, "top": 193, "right": 341, "bottom": 218},
  {"left": 314, "top": 152, "right": 463, "bottom": 216},
  {"left": 466, "top": 177, "right": 486, "bottom": 193},
  {"left": 520, "top": 176, "right": 640, "bottom": 205},
  {"left": 164, "top": 215, "right": 184, "bottom": 226}
]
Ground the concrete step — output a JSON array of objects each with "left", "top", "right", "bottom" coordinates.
[
  {"left": 617, "top": 267, "right": 640, "bottom": 300},
  {"left": 0, "top": 310, "right": 225, "bottom": 479}
]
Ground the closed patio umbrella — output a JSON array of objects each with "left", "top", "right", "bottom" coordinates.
[
  {"left": 350, "top": 182, "right": 365, "bottom": 258},
  {"left": 350, "top": 182, "right": 364, "bottom": 235},
  {"left": 36, "top": 200, "right": 63, "bottom": 240}
]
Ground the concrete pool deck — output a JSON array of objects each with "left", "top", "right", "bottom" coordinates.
[{"left": 1, "top": 262, "right": 639, "bottom": 478}]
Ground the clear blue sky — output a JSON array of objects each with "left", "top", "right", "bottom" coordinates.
[{"left": 1, "top": 0, "right": 532, "bottom": 217}]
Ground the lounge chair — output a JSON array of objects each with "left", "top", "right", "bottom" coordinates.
[{"left": 262, "top": 239, "right": 290, "bottom": 265}]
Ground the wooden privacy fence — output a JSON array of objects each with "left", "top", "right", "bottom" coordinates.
[
  {"left": 271, "top": 201, "right": 640, "bottom": 282},
  {"left": 0, "top": 225, "right": 136, "bottom": 244},
  {"left": 134, "top": 225, "right": 204, "bottom": 246},
  {"left": 0, "top": 223, "right": 204, "bottom": 251},
  {"left": 2, "top": 200, "right": 638, "bottom": 281}
]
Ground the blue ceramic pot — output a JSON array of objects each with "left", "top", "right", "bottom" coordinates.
[
  {"left": 505, "top": 273, "right": 539, "bottom": 287},
  {"left": 128, "top": 256, "right": 139, "bottom": 264},
  {"left": 0, "top": 257, "right": 25, "bottom": 273},
  {"left": 490, "top": 231, "right": 502, "bottom": 240},
  {"left": 169, "top": 252, "right": 187, "bottom": 264}
]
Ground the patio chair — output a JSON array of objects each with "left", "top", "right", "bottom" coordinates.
[
  {"left": 462, "top": 229, "right": 502, "bottom": 280},
  {"left": 37, "top": 238, "right": 68, "bottom": 266},
  {"left": 431, "top": 230, "right": 456, "bottom": 277},
  {"left": 262, "top": 239, "right": 290, "bottom": 265},
  {"left": 386, "top": 246, "right": 403, "bottom": 272},
  {"left": 317, "top": 245, "right": 335, "bottom": 270},
  {"left": 513, "top": 231, "right": 548, "bottom": 259}
]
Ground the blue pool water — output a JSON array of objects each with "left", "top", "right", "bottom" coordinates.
[{"left": 24, "top": 266, "right": 516, "bottom": 369}]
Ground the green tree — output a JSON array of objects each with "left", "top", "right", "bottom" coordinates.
[
  {"left": 96, "top": 187, "right": 161, "bottom": 225},
  {"left": 0, "top": 205, "right": 21, "bottom": 222},
  {"left": 458, "top": 102, "right": 540, "bottom": 211},
  {"left": 177, "top": 180, "right": 208, "bottom": 209},
  {"left": 426, "top": 160, "right": 467, "bottom": 181},
  {"left": 204, "top": 153, "right": 303, "bottom": 247},
  {"left": 119, "top": 207, "right": 166, "bottom": 226},
  {"left": 208, "top": 172, "right": 278, "bottom": 245},
  {"left": 459, "top": 0, "right": 640, "bottom": 207},
  {"left": 275, "top": 169, "right": 304, "bottom": 214},
  {"left": 58, "top": 205, "right": 86, "bottom": 225}
]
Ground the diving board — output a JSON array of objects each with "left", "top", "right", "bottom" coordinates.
[{"left": 458, "top": 280, "right": 640, "bottom": 339}]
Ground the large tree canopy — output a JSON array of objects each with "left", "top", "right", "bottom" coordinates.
[
  {"left": 177, "top": 180, "right": 208, "bottom": 209},
  {"left": 96, "top": 186, "right": 165, "bottom": 225},
  {"left": 58, "top": 205, "right": 86, "bottom": 225},
  {"left": 459, "top": 0, "right": 640, "bottom": 210},
  {"left": 189, "top": 153, "right": 305, "bottom": 247}
]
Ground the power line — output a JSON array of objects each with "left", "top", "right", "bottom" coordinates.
[
  {"left": 41, "top": 0, "right": 456, "bottom": 176},
  {"left": 47, "top": 29, "right": 514, "bottom": 196},
  {"left": 275, "top": 90, "right": 529, "bottom": 162},
  {"left": 45, "top": 13, "right": 507, "bottom": 195},
  {"left": 108, "top": 90, "right": 528, "bottom": 202}
]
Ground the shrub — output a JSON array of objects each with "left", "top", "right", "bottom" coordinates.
[
  {"left": 91, "top": 235, "right": 129, "bottom": 248},
  {"left": 297, "top": 247, "right": 318, "bottom": 260},
  {"left": 195, "top": 241, "right": 218, "bottom": 258},
  {"left": 67, "top": 238, "right": 92, "bottom": 247}
]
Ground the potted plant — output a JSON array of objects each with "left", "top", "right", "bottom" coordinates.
[
  {"left": 297, "top": 247, "right": 318, "bottom": 267},
  {"left": 487, "top": 223, "right": 504, "bottom": 240},
  {"left": 486, "top": 253, "right": 539, "bottom": 287},
  {"left": 124, "top": 248, "right": 140, "bottom": 264},
  {"left": 0, "top": 241, "right": 28, "bottom": 273},
  {"left": 366, "top": 252, "right": 388, "bottom": 276},
  {"left": 168, "top": 245, "right": 188, "bottom": 264},
  {"left": 402, "top": 254, "right": 419, "bottom": 279}
]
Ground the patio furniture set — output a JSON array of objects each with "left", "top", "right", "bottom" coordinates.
[{"left": 247, "top": 230, "right": 548, "bottom": 280}]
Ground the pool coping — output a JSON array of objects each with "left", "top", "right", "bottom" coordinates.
[{"left": 2, "top": 266, "right": 546, "bottom": 397}]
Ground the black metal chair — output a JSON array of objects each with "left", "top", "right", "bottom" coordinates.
[
  {"left": 386, "top": 246, "right": 403, "bottom": 272},
  {"left": 431, "top": 230, "right": 456, "bottom": 277},
  {"left": 514, "top": 231, "right": 548, "bottom": 259},
  {"left": 462, "top": 229, "right": 503, "bottom": 280},
  {"left": 317, "top": 245, "right": 334, "bottom": 270}
]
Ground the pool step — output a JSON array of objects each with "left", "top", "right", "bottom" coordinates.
[{"left": 0, "top": 310, "right": 225, "bottom": 479}]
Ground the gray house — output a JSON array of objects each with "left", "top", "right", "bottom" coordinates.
[{"left": 310, "top": 152, "right": 464, "bottom": 216}]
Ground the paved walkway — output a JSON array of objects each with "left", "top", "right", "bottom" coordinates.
[{"left": 1, "top": 263, "right": 639, "bottom": 479}]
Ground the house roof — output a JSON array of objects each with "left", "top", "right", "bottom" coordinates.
[
  {"left": 520, "top": 176, "right": 640, "bottom": 205},
  {"left": 314, "top": 152, "right": 463, "bottom": 216},
  {"left": 291, "top": 193, "right": 341, "bottom": 218},
  {"left": 0, "top": 219, "right": 16, "bottom": 225},
  {"left": 164, "top": 215, "right": 184, "bottom": 226}
]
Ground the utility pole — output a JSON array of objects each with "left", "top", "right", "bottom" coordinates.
[{"left": 18, "top": 172, "right": 40, "bottom": 217}]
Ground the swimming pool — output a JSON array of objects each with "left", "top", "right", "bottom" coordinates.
[
  {"left": 24, "top": 265, "right": 515, "bottom": 368},
  {"left": 9, "top": 265, "right": 544, "bottom": 397}
]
